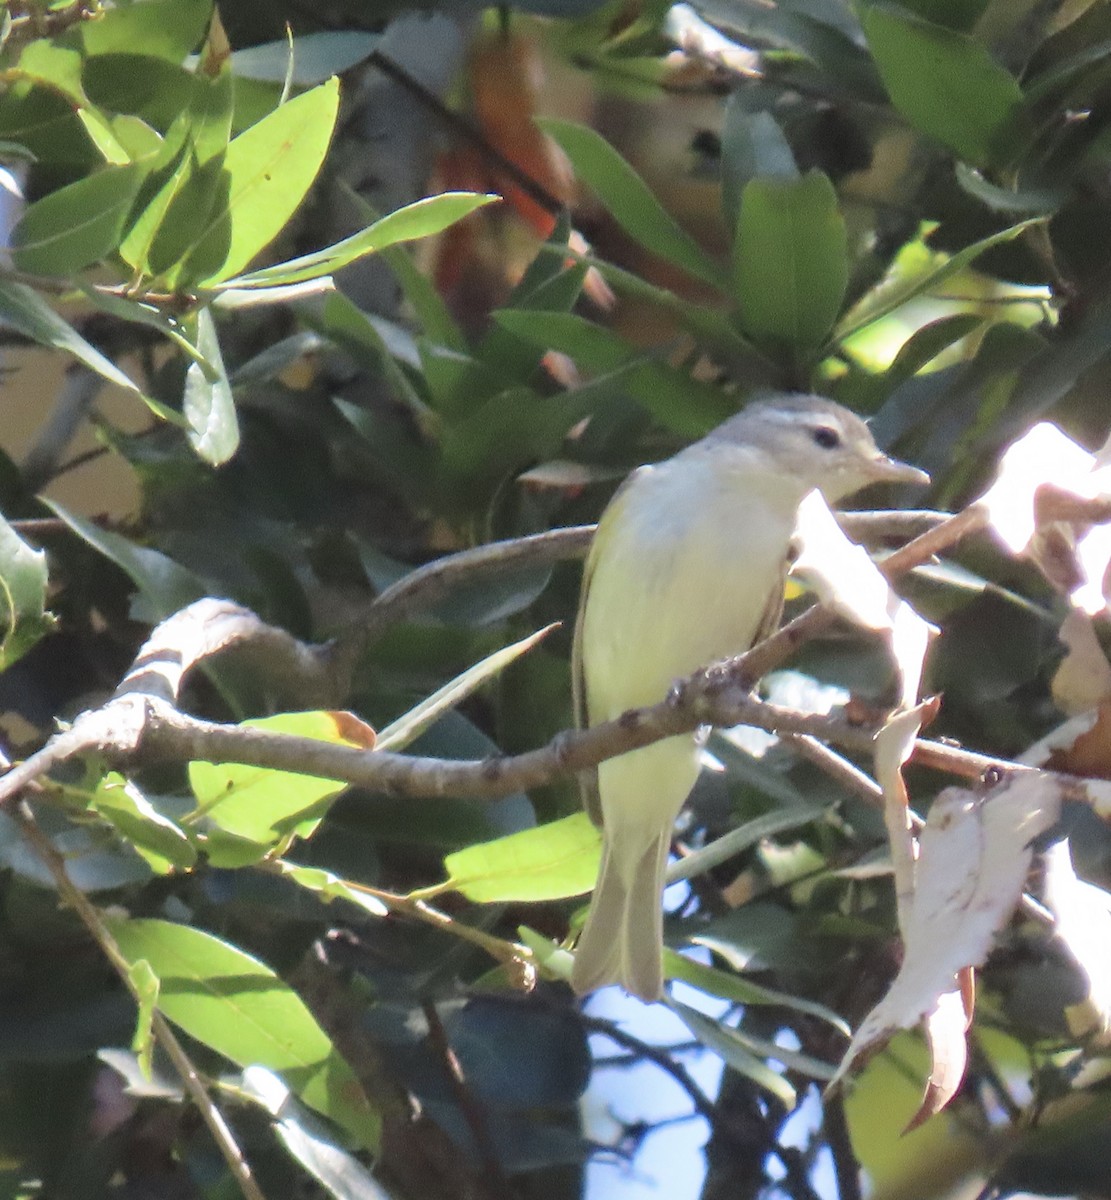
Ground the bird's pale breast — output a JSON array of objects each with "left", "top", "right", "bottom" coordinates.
[{"left": 581, "top": 451, "right": 801, "bottom": 726}]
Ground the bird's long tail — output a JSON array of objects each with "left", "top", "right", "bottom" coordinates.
[{"left": 571, "top": 830, "right": 670, "bottom": 1002}]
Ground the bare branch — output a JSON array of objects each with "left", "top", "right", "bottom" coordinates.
[{"left": 0, "top": 504, "right": 1002, "bottom": 812}]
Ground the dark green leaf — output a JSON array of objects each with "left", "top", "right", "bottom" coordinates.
[
  {"left": 492, "top": 309, "right": 735, "bottom": 434},
  {"left": 834, "top": 218, "right": 1041, "bottom": 343},
  {"left": 10, "top": 162, "right": 144, "bottom": 275},
  {"left": 376, "top": 626, "right": 555, "bottom": 752},
  {"left": 733, "top": 169, "right": 848, "bottom": 358},
  {"left": 872, "top": 0, "right": 989, "bottom": 31},
  {"left": 0, "top": 280, "right": 146, "bottom": 396},
  {"left": 539, "top": 118, "right": 726, "bottom": 288},
  {"left": 954, "top": 164, "right": 1064, "bottom": 216},
  {"left": 862, "top": 4, "right": 1029, "bottom": 166},
  {"left": 240, "top": 1067, "right": 392, "bottom": 1200},
  {"left": 721, "top": 100, "right": 797, "bottom": 231},
  {"left": 670, "top": 1002, "right": 797, "bottom": 1107},
  {"left": 43, "top": 501, "right": 206, "bottom": 623}
]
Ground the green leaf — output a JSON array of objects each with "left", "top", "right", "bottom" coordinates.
[
  {"left": 0, "top": 280, "right": 147, "bottom": 397},
  {"left": 670, "top": 1002, "right": 797, "bottom": 1108},
  {"left": 376, "top": 625, "right": 556, "bottom": 753},
  {"left": 878, "top": 0, "right": 989, "bottom": 30},
  {"left": 954, "top": 164, "right": 1064, "bottom": 216},
  {"left": 664, "top": 951, "right": 851, "bottom": 1033},
  {"left": 182, "top": 308, "right": 239, "bottom": 465},
  {"left": 879, "top": 312, "right": 983, "bottom": 388},
  {"left": 188, "top": 710, "right": 375, "bottom": 848},
  {"left": 42, "top": 501, "right": 206, "bottom": 623},
  {"left": 179, "top": 77, "right": 340, "bottom": 287},
  {"left": 721, "top": 99, "right": 797, "bottom": 230},
  {"left": 337, "top": 179, "right": 467, "bottom": 352},
  {"left": 274, "top": 862, "right": 389, "bottom": 920},
  {"left": 538, "top": 118, "right": 725, "bottom": 289},
  {"left": 127, "top": 959, "right": 159, "bottom": 1081},
  {"left": 733, "top": 169, "right": 848, "bottom": 358},
  {"left": 10, "top": 161, "right": 145, "bottom": 275},
  {"left": 106, "top": 917, "right": 380, "bottom": 1149},
  {"left": 92, "top": 774, "right": 197, "bottom": 874},
  {"left": 77, "top": 283, "right": 211, "bottom": 369},
  {"left": 218, "top": 191, "right": 496, "bottom": 289},
  {"left": 240, "top": 1066, "right": 392, "bottom": 1200},
  {"left": 833, "top": 218, "right": 1042, "bottom": 343},
  {"left": 491, "top": 310, "right": 734, "bottom": 434},
  {"left": 862, "top": 4, "right": 1029, "bottom": 167},
  {"left": 0, "top": 511, "right": 53, "bottom": 670},
  {"left": 226, "top": 31, "right": 380, "bottom": 85},
  {"left": 118, "top": 138, "right": 197, "bottom": 272},
  {"left": 441, "top": 812, "right": 601, "bottom": 903},
  {"left": 78, "top": 0, "right": 213, "bottom": 62}
]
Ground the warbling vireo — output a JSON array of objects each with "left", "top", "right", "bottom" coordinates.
[{"left": 570, "top": 394, "right": 928, "bottom": 1001}]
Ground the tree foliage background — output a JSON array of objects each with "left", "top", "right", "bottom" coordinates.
[{"left": 2, "top": 0, "right": 1111, "bottom": 1198}]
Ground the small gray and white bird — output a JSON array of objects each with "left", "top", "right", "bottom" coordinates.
[{"left": 570, "top": 393, "right": 927, "bottom": 1001}]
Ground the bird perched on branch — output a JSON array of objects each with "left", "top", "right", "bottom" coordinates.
[{"left": 570, "top": 393, "right": 927, "bottom": 1001}]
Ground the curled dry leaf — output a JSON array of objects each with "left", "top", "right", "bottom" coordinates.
[
  {"left": 1052, "top": 610, "right": 1111, "bottom": 716},
  {"left": 830, "top": 772, "right": 1064, "bottom": 1090},
  {"left": 792, "top": 491, "right": 936, "bottom": 706},
  {"left": 906, "top": 985, "right": 972, "bottom": 1132}
]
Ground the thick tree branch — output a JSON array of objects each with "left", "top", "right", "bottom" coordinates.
[{"left": 0, "top": 505, "right": 1007, "bottom": 810}]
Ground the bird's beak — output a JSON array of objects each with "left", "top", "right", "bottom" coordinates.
[{"left": 866, "top": 454, "right": 930, "bottom": 486}]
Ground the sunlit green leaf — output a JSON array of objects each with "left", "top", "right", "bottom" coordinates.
[
  {"left": 127, "top": 959, "right": 159, "bottom": 1081},
  {"left": 79, "top": 0, "right": 213, "bottom": 62},
  {"left": 441, "top": 813, "right": 601, "bottom": 903},
  {"left": 92, "top": 774, "right": 197, "bottom": 875},
  {"left": 106, "top": 917, "right": 380, "bottom": 1149},
  {"left": 182, "top": 307, "right": 239, "bottom": 465},
  {"left": 179, "top": 76, "right": 340, "bottom": 286},
  {"left": 0, "top": 511, "right": 53, "bottom": 671},
  {"left": 219, "top": 192, "right": 496, "bottom": 290},
  {"left": 188, "top": 710, "right": 375, "bottom": 847}
]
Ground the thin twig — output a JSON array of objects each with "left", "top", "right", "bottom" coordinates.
[
  {"left": 13, "top": 802, "right": 267, "bottom": 1200},
  {"left": 822, "top": 1091, "right": 863, "bottom": 1200},
  {"left": 580, "top": 1015, "right": 719, "bottom": 1124},
  {"left": 422, "top": 1002, "right": 516, "bottom": 1200},
  {"left": 779, "top": 734, "right": 885, "bottom": 808},
  {"left": 366, "top": 50, "right": 566, "bottom": 220}
]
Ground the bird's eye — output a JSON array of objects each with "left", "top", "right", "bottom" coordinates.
[{"left": 811, "top": 426, "right": 841, "bottom": 450}]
